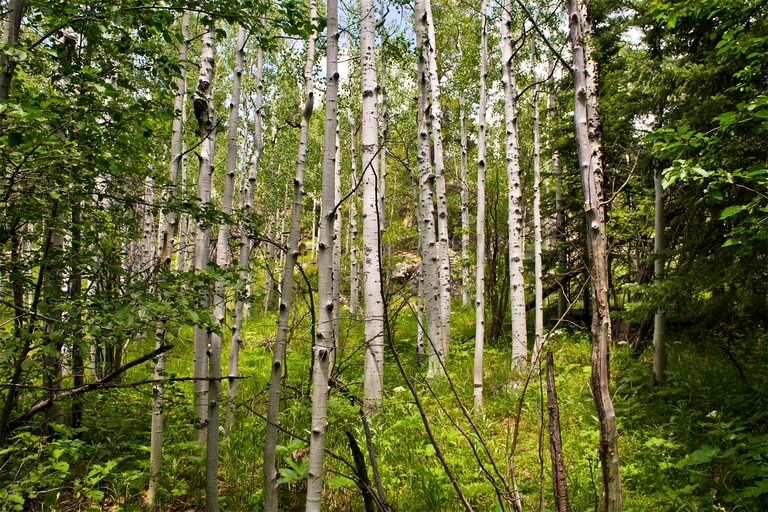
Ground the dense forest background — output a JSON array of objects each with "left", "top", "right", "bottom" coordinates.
[{"left": 0, "top": 0, "right": 766, "bottom": 510}]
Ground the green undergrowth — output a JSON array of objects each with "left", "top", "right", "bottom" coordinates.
[{"left": 1, "top": 307, "right": 766, "bottom": 511}]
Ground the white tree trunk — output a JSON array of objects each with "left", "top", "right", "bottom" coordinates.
[
  {"left": 473, "top": 0, "right": 488, "bottom": 411},
  {"left": 347, "top": 104, "right": 360, "bottom": 318},
  {"left": 142, "top": 177, "right": 155, "bottom": 268},
  {"left": 192, "top": 21, "right": 216, "bottom": 444},
  {"left": 332, "top": 113, "right": 341, "bottom": 344},
  {"left": 147, "top": 11, "right": 189, "bottom": 508},
  {"left": 501, "top": 1, "right": 528, "bottom": 369},
  {"left": 204, "top": 26, "right": 245, "bottom": 512},
  {"left": 227, "top": 43, "right": 264, "bottom": 431},
  {"left": 263, "top": 4, "right": 317, "bottom": 509},
  {"left": 0, "top": 0, "right": 24, "bottom": 101},
  {"left": 548, "top": 62, "right": 567, "bottom": 319},
  {"left": 459, "top": 97, "right": 470, "bottom": 308},
  {"left": 306, "top": 0, "right": 339, "bottom": 506},
  {"left": 423, "top": 0, "right": 451, "bottom": 361},
  {"left": 415, "top": 0, "right": 442, "bottom": 377},
  {"left": 531, "top": 43, "right": 544, "bottom": 358},
  {"left": 360, "top": 0, "right": 384, "bottom": 408},
  {"left": 378, "top": 0, "right": 388, "bottom": 240},
  {"left": 568, "top": 1, "right": 623, "bottom": 508},
  {"left": 157, "top": 11, "right": 189, "bottom": 264}
]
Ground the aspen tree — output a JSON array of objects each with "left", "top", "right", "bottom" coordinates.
[
  {"left": 147, "top": 11, "right": 189, "bottom": 507},
  {"left": 204, "top": 26, "right": 245, "bottom": 512},
  {"left": 228, "top": 43, "right": 264, "bottom": 430},
  {"left": 378, "top": 0, "right": 388, "bottom": 239},
  {"left": 548, "top": 62, "right": 567, "bottom": 319},
  {"left": 361, "top": 0, "right": 385, "bottom": 407},
  {"left": 192, "top": 20, "right": 217, "bottom": 443},
  {"left": 415, "top": 0, "right": 442, "bottom": 377},
  {"left": 0, "top": 0, "right": 24, "bottom": 101},
  {"left": 306, "top": 0, "right": 339, "bottom": 505},
  {"left": 459, "top": 95, "right": 470, "bottom": 308},
  {"left": 157, "top": 9, "right": 190, "bottom": 264},
  {"left": 347, "top": 98, "right": 360, "bottom": 318},
  {"left": 473, "top": 0, "right": 488, "bottom": 411},
  {"left": 263, "top": 2, "right": 317, "bottom": 508},
  {"left": 423, "top": 0, "right": 451, "bottom": 359},
  {"left": 500, "top": 0, "right": 528, "bottom": 369},
  {"left": 531, "top": 42, "right": 544, "bottom": 357},
  {"left": 567, "top": 0, "right": 623, "bottom": 508},
  {"left": 332, "top": 114, "right": 341, "bottom": 340}
]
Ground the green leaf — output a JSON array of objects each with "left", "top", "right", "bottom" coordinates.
[
  {"left": 686, "top": 445, "right": 720, "bottom": 466},
  {"left": 327, "top": 475, "right": 356, "bottom": 489},
  {"left": 720, "top": 205, "right": 747, "bottom": 219}
]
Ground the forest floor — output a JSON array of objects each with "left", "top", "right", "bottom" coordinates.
[{"left": 2, "top": 306, "right": 767, "bottom": 511}]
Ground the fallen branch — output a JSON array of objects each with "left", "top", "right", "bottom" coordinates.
[{"left": 9, "top": 344, "right": 174, "bottom": 430}]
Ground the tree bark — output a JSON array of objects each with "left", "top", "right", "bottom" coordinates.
[
  {"left": 148, "top": 11, "right": 189, "bottom": 504},
  {"left": 157, "top": 11, "right": 190, "bottom": 264},
  {"left": 0, "top": 0, "right": 25, "bottom": 101},
  {"left": 459, "top": 96, "right": 470, "bottom": 308},
  {"left": 347, "top": 93, "right": 360, "bottom": 318},
  {"left": 531, "top": 42, "right": 544, "bottom": 357},
  {"left": 361, "top": 0, "right": 384, "bottom": 408},
  {"left": 263, "top": 4, "right": 317, "bottom": 509},
  {"left": 546, "top": 351, "right": 571, "bottom": 512},
  {"left": 423, "top": 0, "right": 452, "bottom": 361},
  {"left": 192, "top": 21, "right": 217, "bottom": 444},
  {"left": 473, "top": 0, "right": 489, "bottom": 411},
  {"left": 653, "top": 165, "right": 666, "bottom": 385},
  {"left": 501, "top": 0, "right": 528, "bottom": 369},
  {"left": 306, "top": 0, "right": 339, "bottom": 506},
  {"left": 548, "top": 63, "right": 567, "bottom": 320},
  {"left": 415, "top": 0, "right": 442, "bottom": 378},
  {"left": 567, "top": 1, "right": 623, "bottom": 509},
  {"left": 228, "top": 42, "right": 264, "bottom": 431},
  {"left": 204, "top": 25, "right": 245, "bottom": 512}
]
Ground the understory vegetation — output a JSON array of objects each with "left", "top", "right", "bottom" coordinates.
[{"left": 3, "top": 305, "right": 766, "bottom": 511}]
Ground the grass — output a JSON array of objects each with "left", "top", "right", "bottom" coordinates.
[{"left": 1, "top": 303, "right": 766, "bottom": 511}]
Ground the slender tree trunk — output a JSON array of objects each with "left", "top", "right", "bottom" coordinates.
[
  {"left": 473, "top": 0, "right": 488, "bottom": 411},
  {"left": 204, "top": 26, "right": 245, "bottom": 512},
  {"left": 143, "top": 177, "right": 156, "bottom": 268},
  {"left": 228, "top": 43, "right": 263, "bottom": 431},
  {"left": 0, "top": 0, "right": 24, "bottom": 101},
  {"left": 653, "top": 164, "right": 665, "bottom": 385},
  {"left": 459, "top": 96, "right": 470, "bottom": 308},
  {"left": 263, "top": 5, "right": 317, "bottom": 509},
  {"left": 158, "top": 11, "right": 190, "bottom": 264},
  {"left": 548, "top": 64, "right": 567, "bottom": 319},
  {"left": 413, "top": 175, "right": 426, "bottom": 361},
  {"left": 415, "top": 0, "right": 442, "bottom": 378},
  {"left": 546, "top": 351, "right": 571, "bottom": 512},
  {"left": 147, "top": 11, "right": 189, "bottom": 501},
  {"left": 192, "top": 21, "right": 217, "bottom": 444},
  {"left": 531, "top": 43, "right": 544, "bottom": 357},
  {"left": 423, "top": 0, "right": 451, "bottom": 361},
  {"left": 347, "top": 103, "right": 360, "bottom": 318},
  {"left": 361, "top": 0, "right": 384, "bottom": 408},
  {"left": 70, "top": 203, "right": 84, "bottom": 429},
  {"left": 306, "top": 2, "right": 339, "bottom": 507},
  {"left": 332, "top": 112, "right": 342, "bottom": 347},
  {"left": 501, "top": 0, "right": 528, "bottom": 369},
  {"left": 378, "top": 0, "right": 388, "bottom": 240},
  {"left": 567, "top": 2, "right": 623, "bottom": 509}
]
